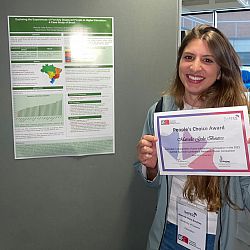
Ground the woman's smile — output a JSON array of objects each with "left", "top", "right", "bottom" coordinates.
[{"left": 186, "top": 74, "right": 205, "bottom": 84}]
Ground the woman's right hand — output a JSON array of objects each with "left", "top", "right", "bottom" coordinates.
[{"left": 137, "top": 135, "right": 158, "bottom": 180}]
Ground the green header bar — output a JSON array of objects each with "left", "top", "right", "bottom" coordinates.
[
  {"left": 68, "top": 93, "right": 101, "bottom": 96},
  {"left": 10, "top": 33, "right": 61, "bottom": 36},
  {"left": 63, "top": 33, "right": 112, "bottom": 36},
  {"left": 13, "top": 86, "right": 63, "bottom": 90},
  {"left": 11, "top": 47, "right": 36, "bottom": 51},
  {"left": 9, "top": 16, "right": 113, "bottom": 33},
  {"left": 68, "top": 115, "right": 101, "bottom": 120},
  {"left": 11, "top": 60, "right": 62, "bottom": 63},
  {"left": 11, "top": 47, "right": 62, "bottom": 51},
  {"left": 68, "top": 100, "right": 101, "bottom": 104}
]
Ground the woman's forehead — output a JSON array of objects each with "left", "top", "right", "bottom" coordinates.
[{"left": 183, "top": 39, "right": 214, "bottom": 56}]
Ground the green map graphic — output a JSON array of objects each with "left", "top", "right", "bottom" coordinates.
[{"left": 41, "top": 64, "right": 62, "bottom": 84}]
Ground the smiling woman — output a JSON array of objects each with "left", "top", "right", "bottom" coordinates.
[{"left": 134, "top": 24, "right": 250, "bottom": 250}]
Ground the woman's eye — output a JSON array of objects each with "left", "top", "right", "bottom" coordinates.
[
  {"left": 183, "top": 55, "right": 193, "bottom": 60},
  {"left": 203, "top": 58, "right": 213, "bottom": 63}
]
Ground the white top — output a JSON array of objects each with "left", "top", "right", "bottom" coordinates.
[
  {"left": 167, "top": 176, "right": 218, "bottom": 234},
  {"left": 168, "top": 102, "right": 218, "bottom": 234}
]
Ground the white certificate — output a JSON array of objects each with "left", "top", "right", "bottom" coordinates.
[{"left": 154, "top": 106, "right": 250, "bottom": 176}]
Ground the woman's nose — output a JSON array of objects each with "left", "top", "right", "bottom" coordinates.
[{"left": 190, "top": 59, "right": 202, "bottom": 72}]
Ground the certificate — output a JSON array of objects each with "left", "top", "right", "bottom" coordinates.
[{"left": 154, "top": 106, "right": 250, "bottom": 176}]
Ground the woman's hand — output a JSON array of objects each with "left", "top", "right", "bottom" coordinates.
[{"left": 137, "top": 135, "right": 158, "bottom": 180}]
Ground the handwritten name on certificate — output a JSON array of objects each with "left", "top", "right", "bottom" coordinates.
[{"left": 154, "top": 106, "right": 250, "bottom": 176}]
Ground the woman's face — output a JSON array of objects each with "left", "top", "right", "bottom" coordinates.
[{"left": 179, "top": 38, "right": 221, "bottom": 105}]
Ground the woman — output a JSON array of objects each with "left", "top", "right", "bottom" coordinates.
[{"left": 134, "top": 25, "right": 250, "bottom": 250}]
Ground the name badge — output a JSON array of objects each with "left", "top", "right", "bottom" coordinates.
[{"left": 177, "top": 198, "right": 207, "bottom": 250}]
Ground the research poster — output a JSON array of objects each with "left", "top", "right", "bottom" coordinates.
[{"left": 8, "top": 16, "right": 114, "bottom": 159}]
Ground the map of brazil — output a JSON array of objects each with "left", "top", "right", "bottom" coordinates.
[{"left": 41, "top": 64, "right": 62, "bottom": 84}]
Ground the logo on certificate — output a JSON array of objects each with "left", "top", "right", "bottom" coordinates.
[
  {"left": 224, "top": 114, "right": 240, "bottom": 121},
  {"left": 161, "top": 119, "right": 170, "bottom": 125}
]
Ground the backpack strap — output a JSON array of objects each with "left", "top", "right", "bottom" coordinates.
[{"left": 155, "top": 96, "right": 163, "bottom": 113}]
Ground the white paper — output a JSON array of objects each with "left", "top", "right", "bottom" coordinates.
[{"left": 154, "top": 106, "right": 250, "bottom": 176}]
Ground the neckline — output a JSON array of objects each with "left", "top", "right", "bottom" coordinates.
[{"left": 183, "top": 101, "right": 199, "bottom": 110}]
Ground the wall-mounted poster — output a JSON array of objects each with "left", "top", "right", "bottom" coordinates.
[{"left": 8, "top": 16, "right": 114, "bottom": 159}]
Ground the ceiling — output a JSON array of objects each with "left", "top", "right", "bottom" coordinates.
[{"left": 182, "top": 0, "right": 244, "bottom": 12}]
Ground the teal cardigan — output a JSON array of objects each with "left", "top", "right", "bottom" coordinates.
[{"left": 134, "top": 95, "right": 250, "bottom": 250}]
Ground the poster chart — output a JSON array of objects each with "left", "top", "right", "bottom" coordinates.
[{"left": 8, "top": 16, "right": 114, "bottom": 159}]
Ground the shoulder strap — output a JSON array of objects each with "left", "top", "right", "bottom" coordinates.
[{"left": 155, "top": 96, "right": 163, "bottom": 113}]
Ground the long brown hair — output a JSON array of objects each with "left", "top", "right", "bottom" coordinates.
[{"left": 167, "top": 24, "right": 248, "bottom": 211}]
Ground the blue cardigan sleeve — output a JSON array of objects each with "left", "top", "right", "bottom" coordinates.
[
  {"left": 239, "top": 176, "right": 250, "bottom": 210},
  {"left": 133, "top": 102, "right": 162, "bottom": 188}
]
